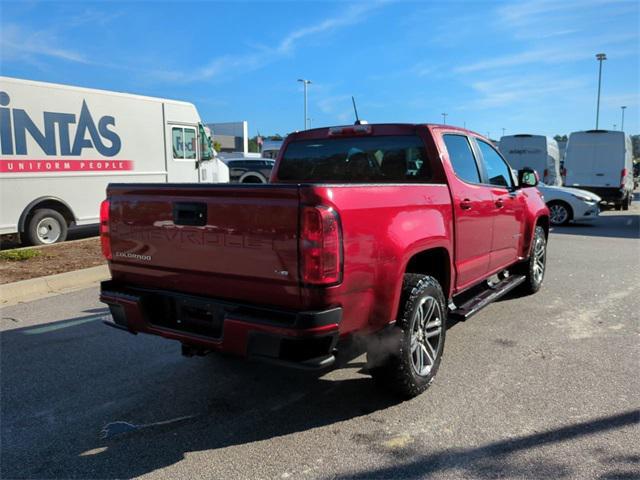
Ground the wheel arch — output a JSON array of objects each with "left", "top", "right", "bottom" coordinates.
[
  {"left": 403, "top": 247, "right": 452, "bottom": 301},
  {"left": 536, "top": 214, "right": 550, "bottom": 238},
  {"left": 239, "top": 171, "right": 267, "bottom": 184},
  {"left": 18, "top": 196, "right": 76, "bottom": 233}
]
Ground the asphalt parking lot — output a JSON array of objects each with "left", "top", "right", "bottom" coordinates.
[{"left": 1, "top": 206, "right": 639, "bottom": 480}]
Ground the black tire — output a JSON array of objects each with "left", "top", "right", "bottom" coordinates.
[
  {"left": 615, "top": 202, "right": 623, "bottom": 211},
  {"left": 25, "top": 208, "right": 68, "bottom": 245},
  {"left": 368, "top": 274, "right": 447, "bottom": 399},
  {"left": 517, "top": 225, "right": 547, "bottom": 295},
  {"left": 547, "top": 201, "right": 572, "bottom": 226},
  {"left": 622, "top": 194, "right": 630, "bottom": 211}
]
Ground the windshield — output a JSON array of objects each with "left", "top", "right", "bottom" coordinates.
[
  {"left": 278, "top": 135, "right": 432, "bottom": 183},
  {"left": 199, "top": 124, "right": 215, "bottom": 161}
]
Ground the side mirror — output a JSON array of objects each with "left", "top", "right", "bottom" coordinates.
[{"left": 518, "top": 168, "right": 538, "bottom": 188}]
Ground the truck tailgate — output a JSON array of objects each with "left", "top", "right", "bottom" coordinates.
[{"left": 107, "top": 184, "right": 301, "bottom": 307}]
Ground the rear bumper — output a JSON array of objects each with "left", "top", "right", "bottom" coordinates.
[{"left": 100, "top": 281, "right": 341, "bottom": 370}]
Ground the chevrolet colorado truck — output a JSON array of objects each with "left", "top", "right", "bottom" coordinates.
[{"left": 100, "top": 123, "right": 549, "bottom": 398}]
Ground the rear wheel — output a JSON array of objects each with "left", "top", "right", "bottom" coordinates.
[
  {"left": 622, "top": 194, "right": 630, "bottom": 211},
  {"left": 368, "top": 274, "right": 446, "bottom": 398},
  {"left": 25, "top": 208, "right": 68, "bottom": 245},
  {"left": 548, "top": 201, "right": 572, "bottom": 226}
]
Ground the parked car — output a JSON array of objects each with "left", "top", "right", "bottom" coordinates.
[
  {"left": 225, "top": 158, "right": 275, "bottom": 183},
  {"left": 537, "top": 185, "right": 601, "bottom": 226},
  {"left": 564, "top": 130, "right": 634, "bottom": 210},
  {"left": 499, "top": 134, "right": 562, "bottom": 186},
  {"left": 99, "top": 123, "right": 549, "bottom": 398}
]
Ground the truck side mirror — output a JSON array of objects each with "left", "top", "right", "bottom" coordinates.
[{"left": 518, "top": 168, "right": 538, "bottom": 188}]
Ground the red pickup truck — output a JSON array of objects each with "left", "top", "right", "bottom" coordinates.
[{"left": 100, "top": 123, "right": 549, "bottom": 398}]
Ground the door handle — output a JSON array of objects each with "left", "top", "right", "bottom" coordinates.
[
  {"left": 460, "top": 199, "right": 472, "bottom": 210},
  {"left": 495, "top": 199, "right": 504, "bottom": 208}
]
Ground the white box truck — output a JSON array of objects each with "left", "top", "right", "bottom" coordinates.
[
  {"left": 0, "top": 77, "right": 229, "bottom": 245},
  {"left": 498, "top": 134, "right": 562, "bottom": 186},
  {"left": 564, "top": 130, "right": 634, "bottom": 210}
]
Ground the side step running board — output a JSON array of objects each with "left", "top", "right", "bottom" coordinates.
[{"left": 449, "top": 274, "right": 526, "bottom": 322}]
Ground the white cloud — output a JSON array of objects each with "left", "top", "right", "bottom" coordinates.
[
  {"left": 455, "top": 32, "right": 638, "bottom": 74},
  {"left": 0, "top": 24, "right": 90, "bottom": 64},
  {"left": 465, "top": 75, "right": 589, "bottom": 109},
  {"left": 181, "top": 0, "right": 390, "bottom": 83}
]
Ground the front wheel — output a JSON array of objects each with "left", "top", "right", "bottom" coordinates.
[
  {"left": 548, "top": 201, "right": 571, "bottom": 226},
  {"left": 368, "top": 274, "right": 446, "bottom": 398},
  {"left": 517, "top": 225, "right": 547, "bottom": 295}
]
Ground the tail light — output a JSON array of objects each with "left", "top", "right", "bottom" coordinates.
[
  {"left": 621, "top": 168, "right": 627, "bottom": 187},
  {"left": 99, "top": 199, "right": 112, "bottom": 260},
  {"left": 543, "top": 169, "right": 548, "bottom": 179},
  {"left": 300, "top": 206, "right": 342, "bottom": 285}
]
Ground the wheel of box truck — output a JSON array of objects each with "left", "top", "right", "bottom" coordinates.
[
  {"left": 368, "top": 274, "right": 446, "bottom": 398},
  {"left": 622, "top": 194, "right": 630, "bottom": 211},
  {"left": 25, "top": 209, "right": 68, "bottom": 245}
]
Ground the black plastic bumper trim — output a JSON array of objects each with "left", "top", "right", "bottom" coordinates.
[{"left": 100, "top": 280, "right": 342, "bottom": 330}]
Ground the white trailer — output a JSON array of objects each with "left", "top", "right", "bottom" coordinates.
[
  {"left": 498, "top": 134, "right": 562, "bottom": 186},
  {"left": 0, "top": 77, "right": 229, "bottom": 244},
  {"left": 564, "top": 130, "right": 634, "bottom": 209}
]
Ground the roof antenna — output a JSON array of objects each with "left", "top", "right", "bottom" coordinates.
[{"left": 352, "top": 96, "right": 368, "bottom": 125}]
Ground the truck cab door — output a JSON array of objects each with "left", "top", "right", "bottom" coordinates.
[
  {"left": 166, "top": 125, "right": 200, "bottom": 183},
  {"left": 474, "top": 139, "right": 525, "bottom": 272},
  {"left": 440, "top": 134, "right": 495, "bottom": 291}
]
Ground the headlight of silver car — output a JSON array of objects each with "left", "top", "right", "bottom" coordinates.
[{"left": 571, "top": 194, "right": 595, "bottom": 203}]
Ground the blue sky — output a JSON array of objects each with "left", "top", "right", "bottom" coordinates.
[{"left": 1, "top": 0, "right": 638, "bottom": 138}]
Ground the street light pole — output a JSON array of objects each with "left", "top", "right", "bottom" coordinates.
[
  {"left": 502, "top": 127, "right": 506, "bottom": 137},
  {"left": 441, "top": 113, "right": 447, "bottom": 124},
  {"left": 621, "top": 106, "right": 627, "bottom": 131},
  {"left": 297, "top": 79, "right": 312, "bottom": 130},
  {"left": 595, "top": 53, "right": 607, "bottom": 129}
]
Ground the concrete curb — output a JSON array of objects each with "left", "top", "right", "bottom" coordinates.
[{"left": 0, "top": 265, "right": 110, "bottom": 306}]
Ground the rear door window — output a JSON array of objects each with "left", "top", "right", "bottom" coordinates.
[
  {"left": 278, "top": 135, "right": 432, "bottom": 183},
  {"left": 443, "top": 134, "right": 481, "bottom": 184}
]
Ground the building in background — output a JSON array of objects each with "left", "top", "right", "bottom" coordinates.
[
  {"left": 261, "top": 138, "right": 284, "bottom": 159},
  {"left": 207, "top": 121, "right": 249, "bottom": 155}
]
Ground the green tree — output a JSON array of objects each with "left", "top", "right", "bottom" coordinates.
[{"left": 248, "top": 137, "right": 259, "bottom": 153}]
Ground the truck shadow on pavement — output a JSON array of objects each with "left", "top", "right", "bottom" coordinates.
[
  {"left": 1, "top": 314, "right": 397, "bottom": 479},
  {"left": 1, "top": 312, "right": 637, "bottom": 479}
]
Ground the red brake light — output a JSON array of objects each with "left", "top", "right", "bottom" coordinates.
[
  {"left": 300, "top": 206, "right": 342, "bottom": 285},
  {"left": 621, "top": 168, "right": 627, "bottom": 187},
  {"left": 328, "top": 124, "right": 372, "bottom": 136},
  {"left": 543, "top": 169, "right": 548, "bottom": 179},
  {"left": 99, "top": 199, "right": 112, "bottom": 260}
]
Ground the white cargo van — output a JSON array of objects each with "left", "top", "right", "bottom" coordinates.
[
  {"left": 0, "top": 77, "right": 229, "bottom": 244},
  {"left": 498, "top": 134, "right": 562, "bottom": 186},
  {"left": 564, "top": 130, "right": 634, "bottom": 210}
]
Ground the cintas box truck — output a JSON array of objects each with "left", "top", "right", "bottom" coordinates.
[{"left": 0, "top": 77, "right": 229, "bottom": 245}]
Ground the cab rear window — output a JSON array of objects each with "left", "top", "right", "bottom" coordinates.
[{"left": 277, "top": 135, "right": 432, "bottom": 183}]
